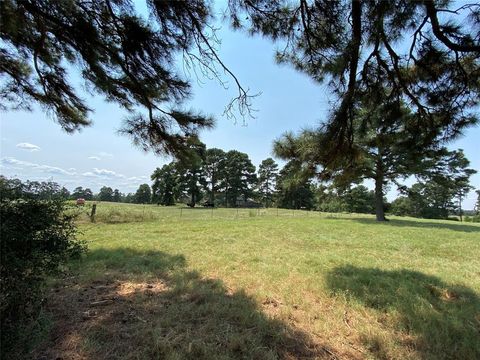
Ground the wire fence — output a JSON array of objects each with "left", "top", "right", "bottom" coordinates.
[{"left": 74, "top": 202, "right": 373, "bottom": 225}]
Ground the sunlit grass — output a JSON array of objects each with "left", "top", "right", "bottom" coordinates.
[{"left": 35, "top": 203, "right": 480, "bottom": 359}]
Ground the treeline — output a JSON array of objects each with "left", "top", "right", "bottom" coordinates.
[
  {"left": 0, "top": 177, "right": 150, "bottom": 204},
  {"left": 71, "top": 185, "right": 151, "bottom": 204},
  {"left": 2, "top": 143, "right": 479, "bottom": 221},
  {"left": 151, "top": 146, "right": 262, "bottom": 207},
  {"left": 145, "top": 142, "right": 478, "bottom": 221}
]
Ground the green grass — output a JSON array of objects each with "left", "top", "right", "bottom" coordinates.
[{"left": 34, "top": 203, "right": 480, "bottom": 360}]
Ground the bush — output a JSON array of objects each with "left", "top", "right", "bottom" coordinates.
[
  {"left": 0, "top": 197, "right": 86, "bottom": 357},
  {"left": 464, "top": 215, "right": 480, "bottom": 223}
]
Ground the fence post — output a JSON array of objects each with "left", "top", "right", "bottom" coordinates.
[{"left": 90, "top": 204, "right": 97, "bottom": 223}]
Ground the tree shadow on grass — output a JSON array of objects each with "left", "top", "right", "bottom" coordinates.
[
  {"left": 33, "top": 248, "right": 338, "bottom": 360},
  {"left": 326, "top": 266, "right": 480, "bottom": 359},
  {"left": 343, "top": 217, "right": 480, "bottom": 233}
]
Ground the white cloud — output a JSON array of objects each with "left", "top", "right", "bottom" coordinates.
[
  {"left": 1, "top": 157, "right": 75, "bottom": 175},
  {"left": 88, "top": 152, "right": 114, "bottom": 160},
  {"left": 82, "top": 168, "right": 128, "bottom": 180},
  {"left": 16, "top": 142, "right": 41, "bottom": 152},
  {"left": 98, "top": 152, "right": 114, "bottom": 158},
  {"left": 93, "top": 167, "right": 125, "bottom": 178},
  {"left": 1, "top": 157, "right": 151, "bottom": 194},
  {"left": 127, "top": 175, "right": 149, "bottom": 181}
]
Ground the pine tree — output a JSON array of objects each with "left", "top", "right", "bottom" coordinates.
[
  {"left": 275, "top": 161, "right": 315, "bottom": 210},
  {"left": 203, "top": 148, "right": 227, "bottom": 205},
  {"left": 175, "top": 140, "right": 206, "bottom": 207},
  {"left": 415, "top": 149, "right": 476, "bottom": 220},
  {"left": 222, "top": 150, "right": 257, "bottom": 207},
  {"left": 230, "top": 1, "right": 479, "bottom": 155},
  {"left": 98, "top": 186, "right": 113, "bottom": 201},
  {"left": 475, "top": 190, "right": 480, "bottom": 215},
  {"left": 258, "top": 158, "right": 279, "bottom": 207},
  {"left": 151, "top": 163, "right": 178, "bottom": 206},
  {"left": 274, "top": 96, "right": 432, "bottom": 220},
  {"left": 134, "top": 184, "right": 151, "bottom": 204},
  {"left": 1, "top": 0, "right": 253, "bottom": 156},
  {"left": 112, "top": 189, "right": 122, "bottom": 203}
]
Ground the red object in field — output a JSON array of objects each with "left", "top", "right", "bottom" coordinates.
[{"left": 76, "top": 198, "right": 86, "bottom": 205}]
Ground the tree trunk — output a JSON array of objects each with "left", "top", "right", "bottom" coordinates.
[
  {"left": 374, "top": 175, "right": 386, "bottom": 221},
  {"left": 210, "top": 185, "right": 215, "bottom": 204},
  {"left": 210, "top": 172, "right": 215, "bottom": 204},
  {"left": 458, "top": 194, "right": 463, "bottom": 222},
  {"left": 265, "top": 179, "right": 269, "bottom": 208}
]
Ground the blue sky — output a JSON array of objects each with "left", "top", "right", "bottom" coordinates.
[{"left": 1, "top": 2, "right": 479, "bottom": 209}]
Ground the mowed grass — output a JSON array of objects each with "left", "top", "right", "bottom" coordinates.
[{"left": 34, "top": 203, "right": 480, "bottom": 360}]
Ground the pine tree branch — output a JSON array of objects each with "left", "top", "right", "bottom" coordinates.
[{"left": 424, "top": 1, "right": 480, "bottom": 52}]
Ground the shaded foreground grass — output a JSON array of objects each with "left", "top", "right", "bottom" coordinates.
[
  {"left": 33, "top": 248, "right": 334, "bottom": 360},
  {"left": 34, "top": 205, "right": 480, "bottom": 359},
  {"left": 327, "top": 266, "right": 480, "bottom": 359}
]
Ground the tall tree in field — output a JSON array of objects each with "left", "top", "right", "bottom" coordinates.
[
  {"left": 98, "top": 186, "right": 113, "bottom": 202},
  {"left": 404, "top": 182, "right": 454, "bottom": 219},
  {"left": 274, "top": 97, "right": 433, "bottom": 221},
  {"left": 314, "top": 184, "right": 347, "bottom": 213},
  {"left": 229, "top": 1, "right": 479, "bottom": 155},
  {"left": 475, "top": 190, "right": 480, "bottom": 215},
  {"left": 83, "top": 188, "right": 94, "bottom": 201},
  {"left": 135, "top": 184, "right": 151, "bottom": 204},
  {"left": 71, "top": 187, "right": 85, "bottom": 200},
  {"left": 203, "top": 148, "right": 227, "bottom": 205},
  {"left": 112, "top": 189, "right": 122, "bottom": 203},
  {"left": 1, "top": 0, "right": 254, "bottom": 156},
  {"left": 342, "top": 185, "right": 375, "bottom": 214},
  {"left": 275, "top": 161, "right": 314, "bottom": 210},
  {"left": 151, "top": 163, "right": 178, "bottom": 206},
  {"left": 414, "top": 149, "right": 477, "bottom": 220},
  {"left": 258, "top": 158, "right": 279, "bottom": 207},
  {"left": 222, "top": 150, "right": 257, "bottom": 207},
  {"left": 176, "top": 140, "right": 206, "bottom": 207},
  {"left": 123, "top": 193, "right": 135, "bottom": 204}
]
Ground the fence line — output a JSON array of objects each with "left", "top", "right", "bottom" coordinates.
[{"left": 75, "top": 203, "right": 370, "bottom": 225}]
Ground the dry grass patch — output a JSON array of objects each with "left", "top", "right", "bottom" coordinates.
[{"left": 32, "top": 248, "right": 345, "bottom": 360}]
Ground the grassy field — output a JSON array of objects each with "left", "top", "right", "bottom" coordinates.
[{"left": 33, "top": 202, "right": 480, "bottom": 360}]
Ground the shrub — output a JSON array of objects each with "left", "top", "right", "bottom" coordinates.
[
  {"left": 464, "top": 215, "right": 480, "bottom": 223},
  {"left": 0, "top": 197, "right": 86, "bottom": 357}
]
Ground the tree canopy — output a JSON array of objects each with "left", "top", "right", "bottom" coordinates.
[
  {"left": 2, "top": 0, "right": 478, "bottom": 160},
  {"left": 258, "top": 158, "right": 279, "bottom": 207},
  {"left": 151, "top": 163, "right": 178, "bottom": 206},
  {"left": 222, "top": 150, "right": 257, "bottom": 207},
  {"left": 229, "top": 0, "right": 479, "bottom": 156},
  {"left": 134, "top": 183, "right": 151, "bottom": 204},
  {"left": 0, "top": 0, "right": 254, "bottom": 156},
  {"left": 203, "top": 148, "right": 227, "bottom": 205},
  {"left": 402, "top": 149, "right": 477, "bottom": 219}
]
